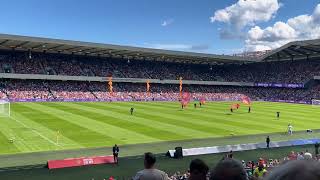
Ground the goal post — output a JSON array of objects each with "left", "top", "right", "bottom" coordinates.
[
  {"left": 0, "top": 100, "right": 10, "bottom": 117},
  {"left": 311, "top": 99, "right": 320, "bottom": 107}
]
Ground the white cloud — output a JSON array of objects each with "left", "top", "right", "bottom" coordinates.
[
  {"left": 245, "top": 4, "right": 320, "bottom": 51},
  {"left": 161, "top": 19, "right": 174, "bottom": 27},
  {"left": 211, "top": 0, "right": 281, "bottom": 38}
]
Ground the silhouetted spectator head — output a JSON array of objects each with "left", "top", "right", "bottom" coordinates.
[
  {"left": 189, "top": 159, "right": 209, "bottom": 180},
  {"left": 265, "top": 160, "right": 320, "bottom": 180},
  {"left": 144, "top": 152, "right": 156, "bottom": 169},
  {"left": 210, "top": 158, "right": 248, "bottom": 180}
]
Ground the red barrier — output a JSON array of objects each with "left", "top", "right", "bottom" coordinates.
[{"left": 48, "top": 155, "right": 115, "bottom": 169}]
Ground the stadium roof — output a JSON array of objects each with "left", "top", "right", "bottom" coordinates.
[
  {"left": 0, "top": 34, "right": 253, "bottom": 64},
  {"left": 260, "top": 39, "right": 320, "bottom": 61},
  {"left": 1, "top": 33, "right": 320, "bottom": 64}
]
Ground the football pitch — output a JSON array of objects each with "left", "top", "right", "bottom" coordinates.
[{"left": 0, "top": 101, "right": 320, "bottom": 155}]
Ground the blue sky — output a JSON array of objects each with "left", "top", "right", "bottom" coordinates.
[{"left": 0, "top": 0, "right": 319, "bottom": 54}]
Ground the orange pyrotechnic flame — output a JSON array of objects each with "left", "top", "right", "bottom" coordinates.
[
  {"left": 179, "top": 77, "right": 183, "bottom": 97},
  {"left": 108, "top": 76, "right": 113, "bottom": 93},
  {"left": 146, "top": 80, "right": 150, "bottom": 94}
]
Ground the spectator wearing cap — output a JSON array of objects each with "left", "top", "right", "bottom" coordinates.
[{"left": 304, "top": 150, "right": 313, "bottom": 160}]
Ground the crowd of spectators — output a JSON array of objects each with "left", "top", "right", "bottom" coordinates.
[
  {"left": 124, "top": 149, "right": 320, "bottom": 180},
  {"left": 1, "top": 80, "right": 53, "bottom": 100},
  {"left": 48, "top": 81, "right": 96, "bottom": 100},
  {"left": 1, "top": 51, "right": 320, "bottom": 83},
  {"left": 0, "top": 80, "right": 319, "bottom": 102}
]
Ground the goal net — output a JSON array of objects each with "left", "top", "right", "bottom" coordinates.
[
  {"left": 0, "top": 100, "right": 10, "bottom": 117},
  {"left": 312, "top": 99, "right": 320, "bottom": 107}
]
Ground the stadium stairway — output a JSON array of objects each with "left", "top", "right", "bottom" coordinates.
[{"left": 90, "top": 90, "right": 99, "bottom": 100}]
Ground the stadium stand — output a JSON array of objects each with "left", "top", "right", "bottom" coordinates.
[
  {"left": 2, "top": 50, "right": 320, "bottom": 83},
  {"left": 0, "top": 49, "right": 318, "bottom": 104},
  {"left": 0, "top": 79, "right": 315, "bottom": 102}
]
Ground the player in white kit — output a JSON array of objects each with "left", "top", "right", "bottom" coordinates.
[{"left": 288, "top": 124, "right": 293, "bottom": 135}]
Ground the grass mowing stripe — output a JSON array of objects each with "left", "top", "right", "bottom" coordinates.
[
  {"left": 49, "top": 102, "right": 178, "bottom": 141},
  {"left": 178, "top": 104, "right": 308, "bottom": 130},
  {"left": 0, "top": 122, "right": 19, "bottom": 154},
  {"left": 94, "top": 102, "right": 274, "bottom": 135},
  {"left": 9, "top": 114, "right": 60, "bottom": 148},
  {"left": 103, "top": 102, "right": 318, "bottom": 134},
  {"left": 16, "top": 102, "right": 107, "bottom": 147},
  {"left": 86, "top": 102, "right": 223, "bottom": 137},
  {"left": 14, "top": 103, "right": 84, "bottom": 149},
  {"left": 86, "top": 102, "right": 236, "bottom": 137},
  {"left": 245, "top": 112, "right": 320, "bottom": 129},
  {"left": 105, "top": 104, "right": 238, "bottom": 137},
  {"left": 72, "top": 102, "right": 200, "bottom": 139},
  {"left": 25, "top": 103, "right": 126, "bottom": 145},
  {"left": 177, "top": 103, "right": 319, "bottom": 131},
  {"left": 37, "top": 102, "right": 162, "bottom": 145},
  {"left": 113, "top": 104, "right": 230, "bottom": 136},
  {"left": 71, "top": 102, "right": 193, "bottom": 139},
  {"left": 136, "top": 102, "right": 320, "bottom": 130},
  {"left": 246, "top": 106, "right": 320, "bottom": 128},
  {"left": 0, "top": 114, "right": 42, "bottom": 152},
  {"left": 88, "top": 102, "right": 272, "bottom": 136},
  {"left": 128, "top": 102, "right": 264, "bottom": 134}
]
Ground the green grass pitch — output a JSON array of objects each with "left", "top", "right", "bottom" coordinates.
[{"left": 0, "top": 101, "right": 319, "bottom": 155}]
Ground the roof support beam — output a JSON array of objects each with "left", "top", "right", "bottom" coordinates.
[
  {"left": 283, "top": 48, "right": 300, "bottom": 56},
  {"left": 299, "top": 47, "right": 320, "bottom": 53},
  {"left": 99, "top": 52, "right": 112, "bottom": 57},
  {"left": 48, "top": 44, "right": 65, "bottom": 50},
  {"left": 15, "top": 41, "right": 29, "bottom": 48},
  {"left": 308, "top": 44, "right": 320, "bottom": 49},
  {"left": 109, "top": 50, "right": 129, "bottom": 55},
  {"left": 121, "top": 51, "right": 142, "bottom": 57},
  {"left": 79, "top": 47, "right": 97, "bottom": 52},
  {"left": 139, "top": 53, "right": 161, "bottom": 59},
  {"left": 86, "top": 50, "right": 106, "bottom": 54},
  {"left": 282, "top": 49, "right": 293, "bottom": 57},
  {"left": 86, "top": 49, "right": 111, "bottom": 55},
  {"left": 63, "top": 46, "right": 82, "bottom": 51},
  {"left": 288, "top": 47, "right": 309, "bottom": 56},
  {"left": 31, "top": 43, "right": 47, "bottom": 49}
]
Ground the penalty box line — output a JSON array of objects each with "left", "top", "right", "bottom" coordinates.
[{"left": 8, "top": 115, "right": 62, "bottom": 147}]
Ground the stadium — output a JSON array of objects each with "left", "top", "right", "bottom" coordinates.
[{"left": 1, "top": 1, "right": 320, "bottom": 180}]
